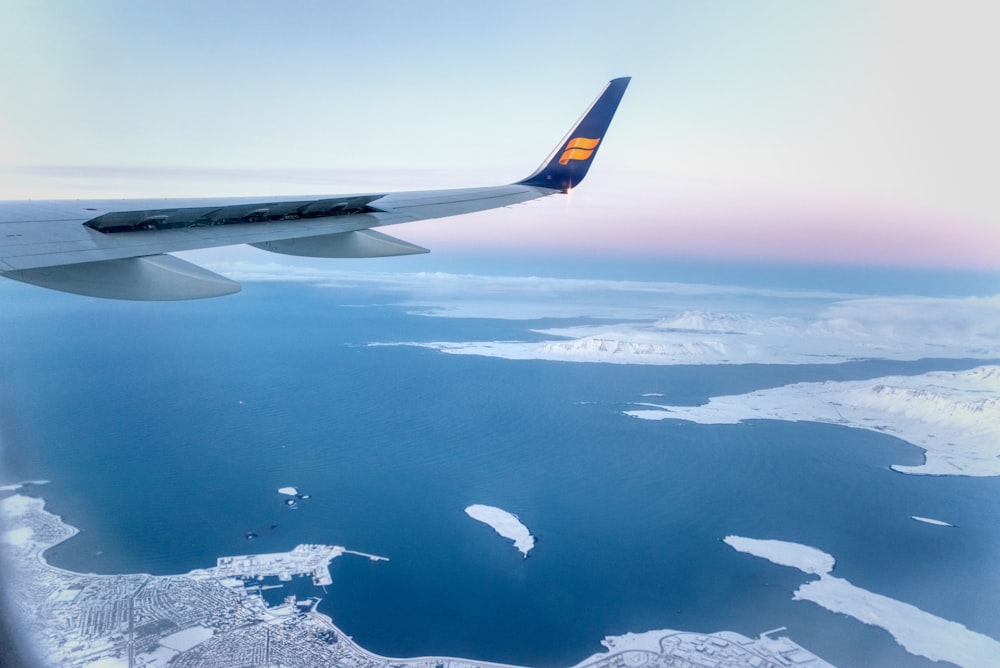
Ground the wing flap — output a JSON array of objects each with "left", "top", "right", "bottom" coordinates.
[
  {"left": 83, "top": 194, "right": 384, "bottom": 232},
  {"left": 5, "top": 254, "right": 240, "bottom": 300}
]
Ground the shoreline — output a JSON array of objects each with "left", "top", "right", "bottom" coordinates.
[
  {"left": 626, "top": 365, "right": 1000, "bottom": 478},
  {"left": 2, "top": 489, "right": 832, "bottom": 667},
  {"left": 724, "top": 536, "right": 1000, "bottom": 667}
]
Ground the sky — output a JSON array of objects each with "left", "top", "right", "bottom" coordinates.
[{"left": 1, "top": 1, "right": 998, "bottom": 272}]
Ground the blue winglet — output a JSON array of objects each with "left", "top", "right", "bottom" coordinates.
[{"left": 517, "top": 77, "right": 630, "bottom": 192}]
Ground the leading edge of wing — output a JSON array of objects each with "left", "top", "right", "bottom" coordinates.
[{"left": 0, "top": 78, "right": 630, "bottom": 299}]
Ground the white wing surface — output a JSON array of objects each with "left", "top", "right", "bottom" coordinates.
[{"left": 0, "top": 78, "right": 630, "bottom": 299}]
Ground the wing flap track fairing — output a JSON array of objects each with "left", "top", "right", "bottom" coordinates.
[
  {"left": 251, "top": 229, "right": 429, "bottom": 258},
  {"left": 6, "top": 254, "right": 241, "bottom": 300}
]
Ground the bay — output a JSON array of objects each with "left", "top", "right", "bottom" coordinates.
[{"left": 1, "top": 281, "right": 997, "bottom": 667}]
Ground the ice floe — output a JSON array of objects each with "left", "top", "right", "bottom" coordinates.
[
  {"left": 464, "top": 504, "right": 535, "bottom": 557},
  {"left": 626, "top": 366, "right": 1000, "bottom": 477},
  {"left": 911, "top": 516, "right": 954, "bottom": 527},
  {"left": 724, "top": 536, "right": 1000, "bottom": 667},
  {"left": 0, "top": 480, "right": 49, "bottom": 493}
]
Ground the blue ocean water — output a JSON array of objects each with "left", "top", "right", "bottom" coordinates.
[{"left": 1, "top": 280, "right": 998, "bottom": 667}]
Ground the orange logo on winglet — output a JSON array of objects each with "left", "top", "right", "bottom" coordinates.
[{"left": 558, "top": 137, "right": 601, "bottom": 165}]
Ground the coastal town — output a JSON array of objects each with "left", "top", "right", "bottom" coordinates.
[{"left": 2, "top": 490, "right": 833, "bottom": 668}]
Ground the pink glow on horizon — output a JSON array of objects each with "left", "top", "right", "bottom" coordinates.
[
  {"left": 3, "top": 163, "right": 995, "bottom": 272},
  {"left": 399, "top": 194, "right": 1000, "bottom": 271}
]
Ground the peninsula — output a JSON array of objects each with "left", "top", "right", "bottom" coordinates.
[
  {"left": 724, "top": 536, "right": 1000, "bottom": 667},
  {"left": 626, "top": 366, "right": 1000, "bottom": 477}
]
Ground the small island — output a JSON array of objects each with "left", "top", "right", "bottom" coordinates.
[
  {"left": 465, "top": 504, "right": 535, "bottom": 557},
  {"left": 911, "top": 516, "right": 954, "bottom": 527}
]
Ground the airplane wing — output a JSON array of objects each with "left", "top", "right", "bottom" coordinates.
[{"left": 0, "top": 77, "right": 630, "bottom": 300}]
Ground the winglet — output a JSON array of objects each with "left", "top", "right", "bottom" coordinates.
[{"left": 517, "top": 77, "right": 630, "bottom": 192}]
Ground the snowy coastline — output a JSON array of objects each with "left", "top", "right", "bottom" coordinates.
[
  {"left": 382, "top": 294, "right": 1000, "bottom": 366},
  {"left": 464, "top": 504, "right": 535, "bottom": 557},
  {"left": 724, "top": 536, "right": 1000, "bottom": 667},
  {"left": 3, "top": 493, "right": 838, "bottom": 667},
  {"left": 626, "top": 366, "right": 1000, "bottom": 477}
]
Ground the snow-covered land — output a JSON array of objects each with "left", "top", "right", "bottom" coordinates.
[
  {"left": 723, "top": 536, "right": 834, "bottom": 575},
  {"left": 211, "top": 267, "right": 1000, "bottom": 366},
  {"left": 724, "top": 536, "right": 1000, "bottom": 667},
  {"left": 1, "top": 493, "right": 39, "bottom": 518},
  {"left": 627, "top": 366, "right": 1000, "bottom": 477},
  {"left": 464, "top": 504, "right": 535, "bottom": 557},
  {"left": 2, "top": 526, "right": 33, "bottom": 547},
  {"left": 392, "top": 295, "right": 1000, "bottom": 366},
  {"left": 568, "top": 627, "right": 834, "bottom": 667}
]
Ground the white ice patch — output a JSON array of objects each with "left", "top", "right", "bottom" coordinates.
[
  {"left": 277, "top": 487, "right": 298, "bottom": 496},
  {"left": 0, "top": 480, "right": 49, "bottom": 493},
  {"left": 2, "top": 527, "right": 33, "bottom": 546},
  {"left": 465, "top": 504, "right": 535, "bottom": 557},
  {"left": 158, "top": 626, "right": 213, "bottom": 652},
  {"left": 627, "top": 366, "right": 1000, "bottom": 477},
  {"left": 723, "top": 536, "right": 834, "bottom": 575},
  {"left": 725, "top": 535, "right": 1000, "bottom": 667},
  {"left": 911, "top": 516, "right": 954, "bottom": 527},
  {"left": 0, "top": 494, "right": 38, "bottom": 518}
]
